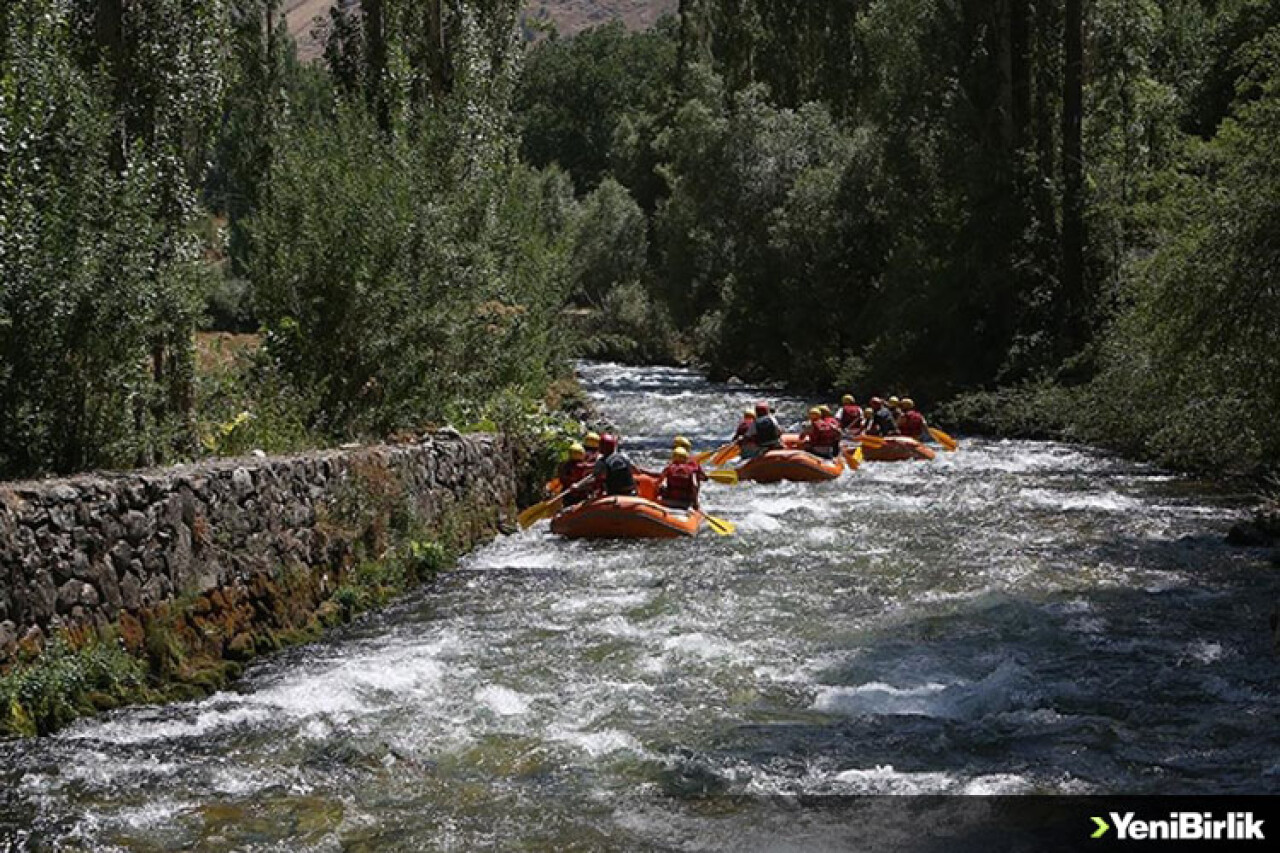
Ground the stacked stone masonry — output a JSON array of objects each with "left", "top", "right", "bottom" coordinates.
[{"left": 0, "top": 432, "right": 516, "bottom": 664}]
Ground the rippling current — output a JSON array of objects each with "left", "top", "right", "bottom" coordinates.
[{"left": 3, "top": 363, "right": 1279, "bottom": 850}]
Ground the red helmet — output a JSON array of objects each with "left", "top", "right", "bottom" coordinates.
[
  {"left": 754, "top": 401, "right": 770, "bottom": 415},
  {"left": 870, "top": 397, "right": 884, "bottom": 408},
  {"left": 598, "top": 433, "right": 618, "bottom": 455}
]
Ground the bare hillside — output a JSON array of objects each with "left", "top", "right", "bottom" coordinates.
[{"left": 287, "top": 1, "right": 676, "bottom": 62}]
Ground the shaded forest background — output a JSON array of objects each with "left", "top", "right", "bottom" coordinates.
[{"left": 2, "top": 0, "right": 1278, "bottom": 480}]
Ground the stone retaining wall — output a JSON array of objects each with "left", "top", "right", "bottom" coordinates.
[{"left": 0, "top": 432, "right": 516, "bottom": 665}]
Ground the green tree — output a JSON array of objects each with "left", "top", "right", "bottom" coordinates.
[{"left": 1, "top": 0, "right": 220, "bottom": 476}]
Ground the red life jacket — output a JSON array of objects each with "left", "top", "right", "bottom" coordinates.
[
  {"left": 734, "top": 418, "right": 753, "bottom": 440},
  {"left": 899, "top": 410, "right": 926, "bottom": 439},
  {"left": 558, "top": 459, "right": 592, "bottom": 489},
  {"left": 811, "top": 417, "right": 842, "bottom": 449},
  {"left": 839, "top": 404, "right": 863, "bottom": 431},
  {"left": 660, "top": 461, "right": 701, "bottom": 506}
]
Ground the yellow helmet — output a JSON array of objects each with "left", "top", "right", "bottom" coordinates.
[
  {"left": 819, "top": 405, "right": 832, "bottom": 417},
  {"left": 864, "top": 407, "right": 873, "bottom": 417},
  {"left": 742, "top": 409, "right": 755, "bottom": 419},
  {"left": 673, "top": 435, "right": 693, "bottom": 450},
  {"left": 888, "top": 396, "right": 901, "bottom": 408},
  {"left": 902, "top": 398, "right": 915, "bottom": 411},
  {"left": 569, "top": 442, "right": 585, "bottom": 459},
  {"left": 842, "top": 394, "right": 854, "bottom": 405},
  {"left": 584, "top": 432, "right": 600, "bottom": 449},
  {"left": 672, "top": 446, "right": 690, "bottom": 460},
  {"left": 808, "top": 407, "right": 821, "bottom": 420}
]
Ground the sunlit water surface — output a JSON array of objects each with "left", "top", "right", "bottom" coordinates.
[{"left": 2, "top": 363, "right": 1278, "bottom": 850}]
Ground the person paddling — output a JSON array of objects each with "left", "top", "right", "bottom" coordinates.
[
  {"left": 800, "top": 407, "right": 841, "bottom": 459},
  {"left": 732, "top": 409, "right": 755, "bottom": 442},
  {"left": 866, "top": 397, "right": 901, "bottom": 437},
  {"left": 658, "top": 446, "right": 707, "bottom": 510},
  {"left": 591, "top": 433, "right": 641, "bottom": 497},
  {"left": 897, "top": 398, "right": 927, "bottom": 440},
  {"left": 583, "top": 431, "right": 601, "bottom": 464},
  {"left": 557, "top": 443, "right": 594, "bottom": 506},
  {"left": 741, "top": 401, "right": 783, "bottom": 459},
  {"left": 838, "top": 394, "right": 864, "bottom": 435}
]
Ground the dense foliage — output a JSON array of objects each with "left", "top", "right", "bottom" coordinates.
[
  {"left": 1, "top": 0, "right": 221, "bottom": 476},
  {"left": 516, "top": 0, "right": 1280, "bottom": 474},
  {"left": 0, "top": 0, "right": 581, "bottom": 479},
  {"left": 3, "top": 0, "right": 1278, "bottom": 478}
]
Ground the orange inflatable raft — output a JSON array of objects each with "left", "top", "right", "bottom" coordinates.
[
  {"left": 550, "top": 495, "right": 702, "bottom": 539},
  {"left": 737, "top": 448, "right": 844, "bottom": 483},
  {"left": 861, "top": 436, "right": 937, "bottom": 462}
]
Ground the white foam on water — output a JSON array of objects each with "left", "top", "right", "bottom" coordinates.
[
  {"left": 660, "top": 632, "right": 739, "bottom": 661},
  {"left": 111, "top": 798, "right": 189, "bottom": 831},
  {"left": 812, "top": 662, "right": 1036, "bottom": 721},
  {"left": 463, "top": 540, "right": 564, "bottom": 571},
  {"left": 965, "top": 441, "right": 1101, "bottom": 474},
  {"left": 812, "top": 681, "right": 949, "bottom": 717},
  {"left": 548, "top": 727, "right": 647, "bottom": 759},
  {"left": 594, "top": 613, "right": 646, "bottom": 638},
  {"left": 741, "top": 511, "right": 783, "bottom": 532},
  {"left": 830, "top": 765, "right": 956, "bottom": 795},
  {"left": 33, "top": 751, "right": 182, "bottom": 788},
  {"left": 1180, "top": 640, "right": 1225, "bottom": 665},
  {"left": 1019, "top": 488, "right": 1141, "bottom": 513},
  {"left": 551, "top": 589, "right": 651, "bottom": 615},
  {"left": 64, "top": 704, "right": 275, "bottom": 747},
  {"left": 474, "top": 685, "right": 532, "bottom": 717},
  {"left": 64, "top": 637, "right": 458, "bottom": 748},
  {"left": 959, "top": 773, "right": 1036, "bottom": 794}
]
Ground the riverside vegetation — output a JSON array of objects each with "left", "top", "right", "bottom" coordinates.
[
  {"left": 3, "top": 2, "right": 1276, "bottom": 476},
  {"left": 0, "top": 0, "right": 593, "bottom": 481},
  {"left": 517, "top": 2, "right": 1280, "bottom": 478},
  {"left": 1, "top": 1, "right": 1277, "bottom": 730}
]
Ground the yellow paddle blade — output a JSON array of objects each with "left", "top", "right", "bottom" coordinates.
[
  {"left": 928, "top": 427, "right": 959, "bottom": 451},
  {"left": 707, "top": 469, "right": 739, "bottom": 485},
  {"left": 710, "top": 443, "right": 740, "bottom": 466},
  {"left": 517, "top": 493, "right": 565, "bottom": 529},
  {"left": 699, "top": 513, "right": 736, "bottom": 535},
  {"left": 859, "top": 434, "right": 887, "bottom": 449},
  {"left": 843, "top": 446, "right": 863, "bottom": 470}
]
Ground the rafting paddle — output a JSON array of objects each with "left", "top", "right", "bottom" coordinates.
[
  {"left": 842, "top": 445, "right": 863, "bottom": 470},
  {"left": 695, "top": 444, "right": 729, "bottom": 464},
  {"left": 858, "top": 434, "right": 888, "bottom": 449},
  {"left": 697, "top": 512, "right": 736, "bottom": 535},
  {"left": 928, "top": 427, "right": 959, "bottom": 451},
  {"left": 710, "top": 443, "right": 740, "bottom": 466},
  {"left": 517, "top": 492, "right": 566, "bottom": 529},
  {"left": 707, "top": 468, "right": 739, "bottom": 485}
]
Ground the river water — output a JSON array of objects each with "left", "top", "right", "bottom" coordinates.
[{"left": 2, "top": 363, "right": 1278, "bottom": 850}]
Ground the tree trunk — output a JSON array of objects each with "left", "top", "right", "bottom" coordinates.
[
  {"left": 1061, "top": 0, "right": 1085, "bottom": 342},
  {"left": 365, "top": 0, "right": 390, "bottom": 133},
  {"left": 1009, "top": 0, "right": 1031, "bottom": 153},
  {"left": 1032, "top": 0, "right": 1058, "bottom": 249},
  {"left": 95, "top": 0, "right": 127, "bottom": 171},
  {"left": 424, "top": 0, "right": 450, "bottom": 101}
]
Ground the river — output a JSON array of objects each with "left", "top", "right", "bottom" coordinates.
[{"left": 2, "top": 362, "right": 1278, "bottom": 850}]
